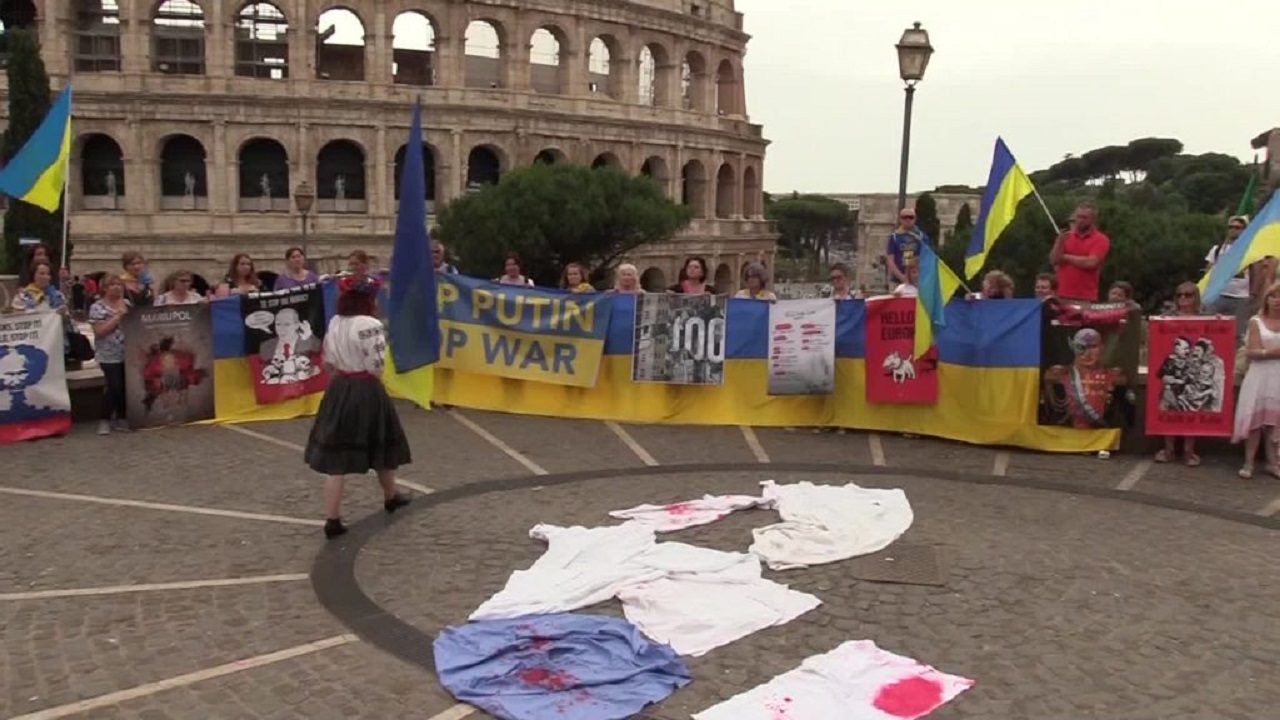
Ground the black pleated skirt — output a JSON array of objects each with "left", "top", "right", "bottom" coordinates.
[{"left": 304, "top": 374, "right": 412, "bottom": 475}]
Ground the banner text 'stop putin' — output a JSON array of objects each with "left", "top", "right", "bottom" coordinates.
[{"left": 440, "top": 282, "right": 601, "bottom": 335}]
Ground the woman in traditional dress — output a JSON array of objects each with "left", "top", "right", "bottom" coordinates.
[
  {"left": 304, "top": 274, "right": 411, "bottom": 538},
  {"left": 1233, "top": 282, "right": 1280, "bottom": 479}
]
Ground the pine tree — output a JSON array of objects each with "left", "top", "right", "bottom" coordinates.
[
  {"left": 2, "top": 29, "right": 65, "bottom": 274},
  {"left": 914, "top": 192, "right": 942, "bottom": 247}
]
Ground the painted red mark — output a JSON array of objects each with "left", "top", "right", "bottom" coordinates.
[
  {"left": 664, "top": 502, "right": 695, "bottom": 516},
  {"left": 764, "top": 694, "right": 793, "bottom": 720},
  {"left": 518, "top": 667, "right": 577, "bottom": 691},
  {"left": 872, "top": 675, "right": 945, "bottom": 719},
  {"left": 527, "top": 636, "right": 551, "bottom": 651}
]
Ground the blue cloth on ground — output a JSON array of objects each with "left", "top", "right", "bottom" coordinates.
[{"left": 433, "top": 613, "right": 691, "bottom": 720}]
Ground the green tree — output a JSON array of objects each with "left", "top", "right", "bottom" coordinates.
[
  {"left": 913, "top": 192, "right": 941, "bottom": 247},
  {"left": 1, "top": 29, "right": 64, "bottom": 274},
  {"left": 433, "top": 163, "right": 692, "bottom": 287},
  {"left": 940, "top": 202, "right": 973, "bottom": 278},
  {"left": 765, "top": 193, "right": 852, "bottom": 274}
]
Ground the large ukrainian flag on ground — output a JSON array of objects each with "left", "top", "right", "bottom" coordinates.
[
  {"left": 0, "top": 86, "right": 72, "bottom": 212},
  {"left": 965, "top": 137, "right": 1034, "bottom": 280}
]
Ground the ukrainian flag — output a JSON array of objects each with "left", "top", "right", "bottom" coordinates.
[
  {"left": 0, "top": 86, "right": 72, "bottom": 212},
  {"left": 914, "top": 241, "right": 963, "bottom": 358},
  {"left": 964, "top": 137, "right": 1035, "bottom": 280},
  {"left": 1201, "top": 189, "right": 1280, "bottom": 303}
]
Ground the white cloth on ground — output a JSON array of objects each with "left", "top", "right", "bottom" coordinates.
[
  {"left": 750, "top": 480, "right": 914, "bottom": 570},
  {"left": 692, "top": 639, "right": 974, "bottom": 720},
  {"left": 470, "top": 522, "right": 820, "bottom": 657},
  {"left": 608, "top": 494, "right": 772, "bottom": 532}
]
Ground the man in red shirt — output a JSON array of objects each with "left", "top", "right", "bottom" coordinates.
[{"left": 1050, "top": 203, "right": 1110, "bottom": 301}]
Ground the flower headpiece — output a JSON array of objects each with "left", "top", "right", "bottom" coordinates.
[{"left": 338, "top": 274, "right": 380, "bottom": 296}]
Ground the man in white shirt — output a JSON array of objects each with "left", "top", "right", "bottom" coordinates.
[{"left": 1205, "top": 215, "right": 1255, "bottom": 345}]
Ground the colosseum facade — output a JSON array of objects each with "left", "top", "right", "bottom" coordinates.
[{"left": 0, "top": 0, "right": 776, "bottom": 291}]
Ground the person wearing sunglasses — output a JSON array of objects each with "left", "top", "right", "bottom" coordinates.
[
  {"left": 1205, "top": 215, "right": 1257, "bottom": 346},
  {"left": 884, "top": 208, "right": 931, "bottom": 288}
]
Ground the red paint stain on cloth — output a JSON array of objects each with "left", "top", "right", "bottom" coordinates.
[
  {"left": 872, "top": 676, "right": 945, "bottom": 719},
  {"left": 664, "top": 502, "right": 694, "bottom": 516},
  {"left": 763, "top": 694, "right": 793, "bottom": 719},
  {"left": 518, "top": 668, "right": 577, "bottom": 692}
]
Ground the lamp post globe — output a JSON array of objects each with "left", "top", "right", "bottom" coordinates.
[
  {"left": 895, "top": 21, "right": 935, "bottom": 215},
  {"left": 293, "top": 180, "right": 316, "bottom": 261},
  {"left": 896, "top": 21, "right": 934, "bottom": 85}
]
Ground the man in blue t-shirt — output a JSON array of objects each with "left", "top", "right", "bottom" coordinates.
[{"left": 884, "top": 207, "right": 932, "bottom": 285}]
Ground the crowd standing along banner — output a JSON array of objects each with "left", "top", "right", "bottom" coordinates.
[
  {"left": 123, "top": 304, "right": 215, "bottom": 429},
  {"left": 1145, "top": 316, "right": 1235, "bottom": 437},
  {"left": 767, "top": 299, "right": 836, "bottom": 396},
  {"left": 0, "top": 311, "right": 71, "bottom": 443},
  {"left": 631, "top": 293, "right": 726, "bottom": 386},
  {"left": 437, "top": 274, "right": 614, "bottom": 388},
  {"left": 864, "top": 296, "right": 938, "bottom": 404},
  {"left": 241, "top": 285, "right": 328, "bottom": 405},
  {"left": 433, "top": 296, "right": 1121, "bottom": 452},
  {"left": 1038, "top": 301, "right": 1139, "bottom": 429}
]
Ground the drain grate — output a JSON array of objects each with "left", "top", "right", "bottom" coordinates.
[{"left": 849, "top": 544, "right": 947, "bottom": 586}]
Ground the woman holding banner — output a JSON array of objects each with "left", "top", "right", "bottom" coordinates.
[{"left": 304, "top": 274, "right": 411, "bottom": 539}]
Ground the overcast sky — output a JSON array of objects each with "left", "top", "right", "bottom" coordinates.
[{"left": 736, "top": 0, "right": 1280, "bottom": 194}]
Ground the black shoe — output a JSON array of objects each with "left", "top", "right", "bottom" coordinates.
[
  {"left": 384, "top": 492, "right": 411, "bottom": 513},
  {"left": 324, "top": 518, "right": 348, "bottom": 539}
]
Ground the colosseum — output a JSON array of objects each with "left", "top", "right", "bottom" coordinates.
[{"left": 0, "top": 0, "right": 776, "bottom": 291}]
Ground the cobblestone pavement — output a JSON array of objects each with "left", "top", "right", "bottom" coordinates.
[{"left": 1, "top": 405, "right": 1277, "bottom": 719}]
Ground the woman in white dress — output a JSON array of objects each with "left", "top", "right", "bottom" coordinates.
[{"left": 1233, "top": 282, "right": 1280, "bottom": 478}]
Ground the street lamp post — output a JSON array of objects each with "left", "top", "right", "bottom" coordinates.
[
  {"left": 895, "top": 21, "right": 935, "bottom": 212},
  {"left": 293, "top": 180, "right": 316, "bottom": 268}
]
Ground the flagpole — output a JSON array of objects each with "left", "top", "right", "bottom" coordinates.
[{"left": 1029, "top": 184, "right": 1061, "bottom": 235}]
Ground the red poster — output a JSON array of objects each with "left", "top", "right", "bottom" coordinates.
[
  {"left": 865, "top": 296, "right": 938, "bottom": 404},
  {"left": 1144, "top": 316, "right": 1235, "bottom": 437}
]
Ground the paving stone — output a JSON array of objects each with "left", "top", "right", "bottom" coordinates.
[{"left": 3, "top": 412, "right": 1278, "bottom": 719}]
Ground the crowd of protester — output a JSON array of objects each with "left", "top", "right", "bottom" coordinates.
[{"left": 5, "top": 201, "right": 1280, "bottom": 476}]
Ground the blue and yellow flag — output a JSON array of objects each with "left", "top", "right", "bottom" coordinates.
[
  {"left": 914, "top": 241, "right": 963, "bottom": 357},
  {"left": 964, "top": 137, "right": 1035, "bottom": 279},
  {"left": 1201, "top": 189, "right": 1280, "bottom": 303},
  {"left": 0, "top": 86, "right": 72, "bottom": 213},
  {"left": 387, "top": 97, "right": 440, "bottom": 373}
]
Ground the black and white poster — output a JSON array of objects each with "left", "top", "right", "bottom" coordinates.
[
  {"left": 240, "top": 285, "right": 328, "bottom": 405},
  {"left": 630, "top": 294, "right": 726, "bottom": 385}
]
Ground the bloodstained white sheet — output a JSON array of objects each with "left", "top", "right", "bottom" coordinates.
[
  {"left": 470, "top": 522, "right": 820, "bottom": 657},
  {"left": 608, "top": 494, "right": 772, "bottom": 532},
  {"left": 692, "top": 640, "right": 974, "bottom": 720},
  {"left": 750, "top": 480, "right": 914, "bottom": 570}
]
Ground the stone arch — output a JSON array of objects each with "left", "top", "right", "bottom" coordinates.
[
  {"left": 464, "top": 19, "right": 503, "bottom": 88},
  {"left": 152, "top": 0, "right": 206, "bottom": 75},
  {"left": 591, "top": 152, "right": 621, "bottom": 170},
  {"left": 392, "top": 10, "right": 435, "bottom": 86},
  {"left": 587, "top": 34, "right": 623, "bottom": 98},
  {"left": 715, "top": 162, "right": 737, "bottom": 219},
  {"left": 394, "top": 142, "right": 437, "bottom": 210},
  {"left": 158, "top": 133, "right": 208, "bottom": 210},
  {"left": 79, "top": 133, "right": 125, "bottom": 209},
  {"left": 637, "top": 42, "right": 670, "bottom": 107},
  {"left": 640, "top": 155, "right": 670, "bottom": 197},
  {"left": 237, "top": 136, "right": 290, "bottom": 212},
  {"left": 742, "top": 164, "right": 760, "bottom": 218},
  {"left": 713, "top": 262, "right": 732, "bottom": 294},
  {"left": 73, "top": 0, "right": 120, "bottom": 73},
  {"left": 640, "top": 266, "right": 667, "bottom": 292},
  {"left": 715, "top": 58, "right": 739, "bottom": 115},
  {"left": 234, "top": 2, "right": 289, "bottom": 79},
  {"left": 682, "top": 50, "right": 707, "bottom": 111},
  {"left": 529, "top": 25, "right": 567, "bottom": 95},
  {"left": 681, "top": 159, "right": 707, "bottom": 218},
  {"left": 316, "top": 7, "right": 364, "bottom": 81},
  {"left": 534, "top": 147, "right": 567, "bottom": 165},
  {"left": 316, "top": 139, "right": 366, "bottom": 213},
  {"left": 466, "top": 144, "right": 503, "bottom": 189}
]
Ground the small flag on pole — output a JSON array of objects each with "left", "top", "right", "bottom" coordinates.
[
  {"left": 0, "top": 85, "right": 72, "bottom": 213},
  {"left": 963, "top": 137, "right": 1035, "bottom": 280}
]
